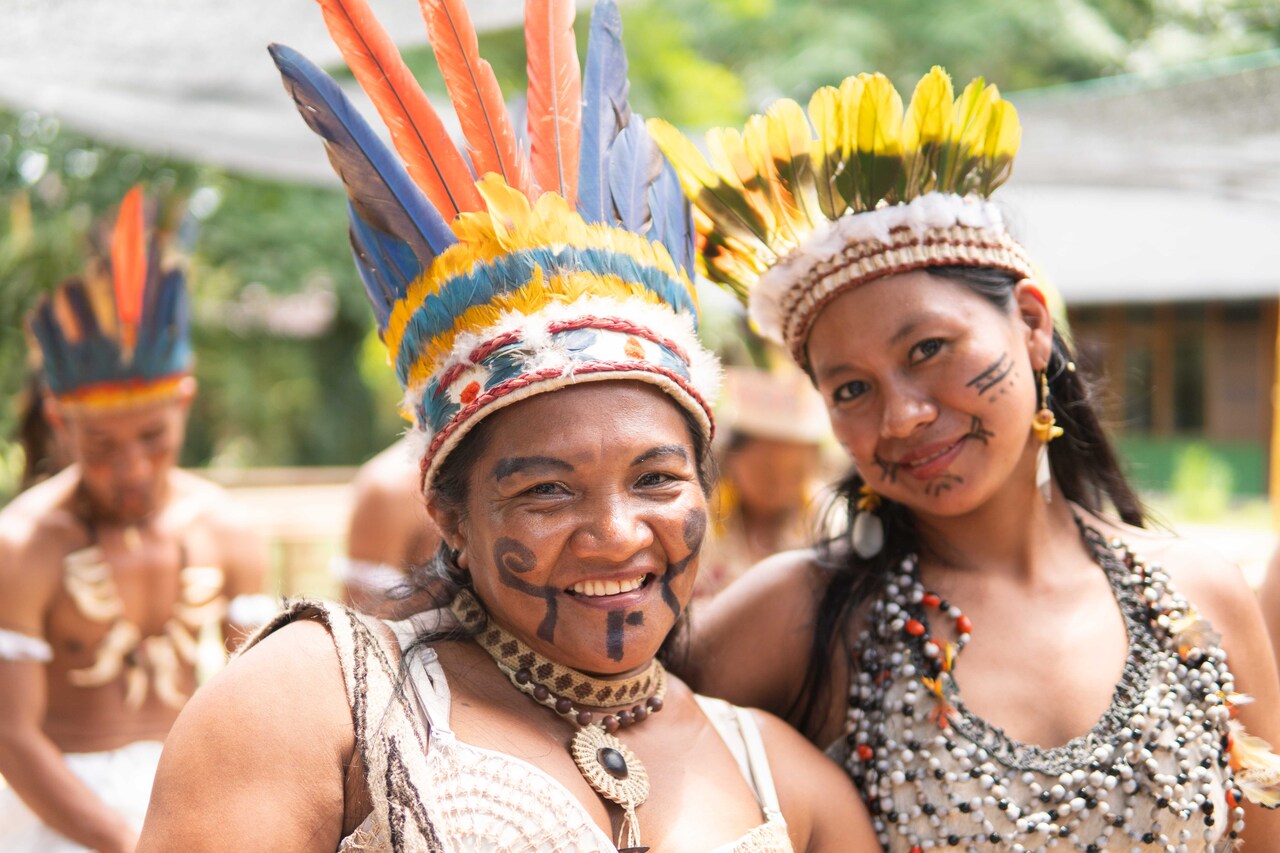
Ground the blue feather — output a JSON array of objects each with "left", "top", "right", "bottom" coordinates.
[
  {"left": 608, "top": 122, "right": 662, "bottom": 235},
  {"left": 347, "top": 201, "right": 424, "bottom": 331},
  {"left": 650, "top": 160, "right": 695, "bottom": 278},
  {"left": 577, "top": 0, "right": 631, "bottom": 224},
  {"left": 268, "top": 43, "right": 456, "bottom": 266}
]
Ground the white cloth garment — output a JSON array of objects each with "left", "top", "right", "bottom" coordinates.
[{"left": 0, "top": 740, "right": 163, "bottom": 852}]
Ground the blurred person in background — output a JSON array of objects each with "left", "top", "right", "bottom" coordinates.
[
  {"left": 654, "top": 67, "right": 1280, "bottom": 848},
  {"left": 0, "top": 187, "right": 268, "bottom": 853},
  {"left": 695, "top": 366, "right": 829, "bottom": 601},
  {"left": 332, "top": 437, "right": 440, "bottom": 617}
]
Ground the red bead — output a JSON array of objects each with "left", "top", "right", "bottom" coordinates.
[
  {"left": 632, "top": 705, "right": 648, "bottom": 722},
  {"left": 575, "top": 710, "right": 593, "bottom": 726},
  {"left": 602, "top": 715, "right": 620, "bottom": 733},
  {"left": 555, "top": 697, "right": 573, "bottom": 714},
  {"left": 646, "top": 696, "right": 663, "bottom": 713},
  {"left": 856, "top": 744, "right": 874, "bottom": 761},
  {"left": 617, "top": 710, "right": 633, "bottom": 726},
  {"left": 956, "top": 615, "right": 973, "bottom": 634},
  {"left": 1227, "top": 788, "right": 1239, "bottom": 809},
  {"left": 910, "top": 847, "right": 923, "bottom": 853},
  {"left": 532, "top": 685, "right": 549, "bottom": 701},
  {"left": 905, "top": 619, "right": 926, "bottom": 636},
  {"left": 922, "top": 593, "right": 941, "bottom": 607}
]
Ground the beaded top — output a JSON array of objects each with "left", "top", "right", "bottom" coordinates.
[{"left": 836, "top": 525, "right": 1245, "bottom": 852}]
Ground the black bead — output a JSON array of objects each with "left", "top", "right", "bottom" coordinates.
[
  {"left": 958, "top": 802, "right": 971, "bottom": 813},
  {"left": 997, "top": 799, "right": 1009, "bottom": 811},
  {"left": 1040, "top": 791, "right": 1052, "bottom": 802},
  {"left": 904, "top": 770, "right": 918, "bottom": 782},
  {"left": 947, "top": 834, "right": 960, "bottom": 846},
  {"left": 989, "top": 833, "right": 1001, "bottom": 843},
  {"left": 1143, "top": 832, "right": 1156, "bottom": 843},
  {"left": 1157, "top": 797, "right": 1169, "bottom": 808},
  {"left": 922, "top": 803, "right": 936, "bottom": 816},
  {"left": 1058, "top": 825, "right": 1070, "bottom": 837},
  {"left": 597, "top": 747, "right": 629, "bottom": 779},
  {"left": 1087, "top": 845, "right": 1099, "bottom": 852}
]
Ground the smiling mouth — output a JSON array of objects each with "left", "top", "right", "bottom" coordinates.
[
  {"left": 567, "top": 574, "right": 652, "bottom": 598},
  {"left": 899, "top": 438, "right": 964, "bottom": 470}
]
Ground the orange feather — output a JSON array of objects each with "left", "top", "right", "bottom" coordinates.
[
  {"left": 110, "top": 185, "right": 147, "bottom": 354},
  {"left": 525, "top": 0, "right": 580, "bottom": 203},
  {"left": 420, "top": 0, "right": 533, "bottom": 196},
  {"left": 319, "top": 0, "right": 482, "bottom": 218}
]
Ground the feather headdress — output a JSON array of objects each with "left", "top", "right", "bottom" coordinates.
[
  {"left": 649, "top": 67, "right": 1036, "bottom": 367},
  {"left": 27, "top": 186, "right": 193, "bottom": 411},
  {"left": 271, "top": 0, "right": 714, "bottom": 490}
]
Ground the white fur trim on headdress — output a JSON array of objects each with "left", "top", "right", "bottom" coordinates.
[{"left": 748, "top": 194, "right": 1009, "bottom": 345}]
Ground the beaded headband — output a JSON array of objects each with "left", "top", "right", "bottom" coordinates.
[
  {"left": 270, "top": 0, "right": 718, "bottom": 490},
  {"left": 26, "top": 186, "right": 193, "bottom": 412},
  {"left": 649, "top": 67, "right": 1035, "bottom": 369}
]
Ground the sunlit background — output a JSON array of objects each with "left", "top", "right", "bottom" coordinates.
[{"left": 1, "top": 0, "right": 1277, "bottom": 594}]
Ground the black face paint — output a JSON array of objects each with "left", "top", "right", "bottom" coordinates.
[
  {"left": 925, "top": 473, "right": 964, "bottom": 498},
  {"left": 874, "top": 454, "right": 901, "bottom": 484},
  {"left": 606, "top": 609, "right": 625, "bottom": 661},
  {"left": 659, "top": 509, "right": 706, "bottom": 618},
  {"left": 966, "top": 353, "right": 1014, "bottom": 396},
  {"left": 604, "top": 610, "right": 645, "bottom": 662},
  {"left": 968, "top": 415, "right": 995, "bottom": 445},
  {"left": 492, "top": 536, "right": 559, "bottom": 642}
]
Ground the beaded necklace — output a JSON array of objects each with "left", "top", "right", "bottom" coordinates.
[
  {"left": 843, "top": 523, "right": 1245, "bottom": 852},
  {"left": 450, "top": 589, "right": 665, "bottom": 852}
]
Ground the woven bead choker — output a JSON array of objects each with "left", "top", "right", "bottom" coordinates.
[{"left": 450, "top": 589, "right": 665, "bottom": 851}]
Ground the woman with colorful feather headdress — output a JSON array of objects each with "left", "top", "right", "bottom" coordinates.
[
  {"left": 0, "top": 187, "right": 267, "bottom": 853},
  {"left": 651, "top": 68, "right": 1280, "bottom": 849},
  {"left": 137, "top": 3, "right": 877, "bottom": 851}
]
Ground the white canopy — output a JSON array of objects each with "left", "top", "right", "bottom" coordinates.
[{"left": 2, "top": 3, "right": 1277, "bottom": 304}]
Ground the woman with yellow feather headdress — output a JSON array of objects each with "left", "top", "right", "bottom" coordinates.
[
  {"left": 652, "top": 67, "right": 1280, "bottom": 849},
  {"left": 138, "top": 1, "right": 878, "bottom": 851}
]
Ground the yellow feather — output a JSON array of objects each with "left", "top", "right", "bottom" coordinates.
[
  {"left": 837, "top": 75, "right": 865, "bottom": 163},
  {"left": 766, "top": 98, "right": 822, "bottom": 230},
  {"left": 807, "top": 86, "right": 848, "bottom": 219},
  {"left": 902, "top": 66, "right": 954, "bottom": 150},
  {"left": 856, "top": 74, "right": 903, "bottom": 158},
  {"left": 743, "top": 114, "right": 802, "bottom": 248}
]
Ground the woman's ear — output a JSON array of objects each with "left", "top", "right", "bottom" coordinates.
[
  {"left": 1013, "top": 280, "right": 1054, "bottom": 370},
  {"left": 426, "top": 498, "right": 466, "bottom": 555}
]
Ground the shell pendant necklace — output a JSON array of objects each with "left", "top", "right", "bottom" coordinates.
[{"left": 450, "top": 590, "right": 666, "bottom": 852}]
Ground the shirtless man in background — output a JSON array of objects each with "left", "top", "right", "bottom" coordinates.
[
  {"left": 334, "top": 437, "right": 439, "bottom": 616},
  {"left": 0, "top": 187, "right": 267, "bottom": 852}
]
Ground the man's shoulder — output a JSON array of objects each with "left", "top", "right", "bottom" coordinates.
[
  {"left": 0, "top": 470, "right": 83, "bottom": 553},
  {"left": 167, "top": 470, "right": 252, "bottom": 531}
]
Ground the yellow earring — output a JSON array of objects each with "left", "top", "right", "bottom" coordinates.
[{"left": 1032, "top": 370, "right": 1063, "bottom": 501}]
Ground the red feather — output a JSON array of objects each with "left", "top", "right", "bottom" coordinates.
[
  {"left": 525, "top": 0, "right": 580, "bottom": 204},
  {"left": 110, "top": 185, "right": 147, "bottom": 354},
  {"left": 420, "top": 0, "right": 533, "bottom": 196},
  {"left": 319, "top": 0, "right": 481, "bottom": 218}
]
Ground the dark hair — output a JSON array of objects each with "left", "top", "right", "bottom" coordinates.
[
  {"left": 17, "top": 371, "right": 64, "bottom": 492},
  {"left": 394, "top": 384, "right": 716, "bottom": 669},
  {"left": 789, "top": 266, "right": 1147, "bottom": 737}
]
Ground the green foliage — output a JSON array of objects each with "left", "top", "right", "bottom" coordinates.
[{"left": 1170, "top": 442, "right": 1235, "bottom": 520}]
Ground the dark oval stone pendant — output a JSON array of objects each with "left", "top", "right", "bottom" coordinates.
[{"left": 597, "top": 746, "right": 629, "bottom": 779}]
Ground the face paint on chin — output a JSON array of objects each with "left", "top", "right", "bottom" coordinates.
[
  {"left": 659, "top": 509, "right": 707, "bottom": 618},
  {"left": 924, "top": 473, "right": 964, "bottom": 498},
  {"left": 492, "top": 536, "right": 560, "bottom": 642},
  {"left": 874, "top": 455, "right": 901, "bottom": 484}
]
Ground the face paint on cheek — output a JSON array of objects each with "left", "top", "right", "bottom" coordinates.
[
  {"left": 968, "top": 415, "right": 995, "bottom": 444},
  {"left": 659, "top": 509, "right": 707, "bottom": 618},
  {"left": 965, "top": 353, "right": 1014, "bottom": 396},
  {"left": 492, "top": 536, "right": 560, "bottom": 642}
]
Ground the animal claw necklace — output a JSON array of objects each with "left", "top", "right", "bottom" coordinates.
[{"left": 450, "top": 589, "right": 666, "bottom": 852}]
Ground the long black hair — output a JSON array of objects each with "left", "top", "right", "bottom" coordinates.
[{"left": 788, "top": 266, "right": 1147, "bottom": 737}]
